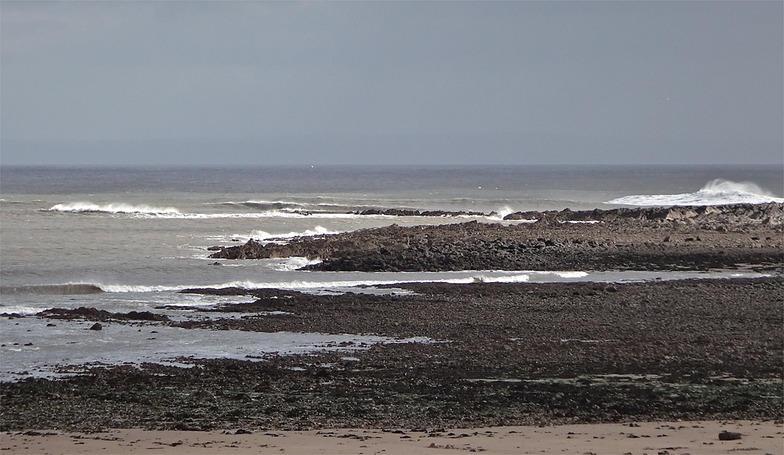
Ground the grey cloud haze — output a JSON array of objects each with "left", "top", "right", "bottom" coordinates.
[{"left": 1, "top": 1, "right": 782, "bottom": 166}]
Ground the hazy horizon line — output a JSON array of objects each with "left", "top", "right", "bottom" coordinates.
[{"left": 1, "top": 163, "right": 781, "bottom": 169}]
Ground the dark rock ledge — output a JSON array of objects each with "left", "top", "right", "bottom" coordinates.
[
  {"left": 208, "top": 203, "right": 783, "bottom": 272},
  {"left": 5, "top": 277, "right": 783, "bottom": 431}
]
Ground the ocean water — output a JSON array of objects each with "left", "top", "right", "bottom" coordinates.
[{"left": 1, "top": 165, "right": 781, "bottom": 380}]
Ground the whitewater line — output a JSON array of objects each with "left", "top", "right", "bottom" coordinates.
[{"left": 608, "top": 179, "right": 784, "bottom": 206}]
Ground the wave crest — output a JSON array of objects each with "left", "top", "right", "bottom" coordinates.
[
  {"left": 700, "top": 179, "right": 776, "bottom": 197},
  {"left": 250, "top": 226, "right": 340, "bottom": 243},
  {"left": 48, "top": 202, "right": 181, "bottom": 215},
  {"left": 608, "top": 179, "right": 784, "bottom": 206}
]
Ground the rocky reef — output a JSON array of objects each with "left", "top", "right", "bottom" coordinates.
[
  {"left": 2, "top": 277, "right": 782, "bottom": 431},
  {"left": 2, "top": 203, "right": 781, "bottom": 433},
  {"left": 209, "top": 203, "right": 783, "bottom": 272}
]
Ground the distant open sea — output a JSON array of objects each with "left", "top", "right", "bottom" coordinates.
[{"left": 0, "top": 165, "right": 781, "bottom": 380}]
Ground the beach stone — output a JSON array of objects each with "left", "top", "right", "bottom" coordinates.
[{"left": 718, "top": 430, "right": 742, "bottom": 440}]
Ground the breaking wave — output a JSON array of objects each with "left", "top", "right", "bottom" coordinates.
[
  {"left": 608, "top": 179, "right": 784, "bottom": 206},
  {"left": 3, "top": 271, "right": 768, "bottom": 301},
  {"left": 267, "top": 257, "right": 325, "bottom": 271},
  {"left": 163, "top": 211, "right": 386, "bottom": 220},
  {"left": 222, "top": 199, "right": 379, "bottom": 216},
  {"left": 45, "top": 200, "right": 518, "bottom": 221},
  {"left": 211, "top": 227, "right": 342, "bottom": 246},
  {"left": 236, "top": 200, "right": 369, "bottom": 212},
  {"left": 485, "top": 206, "right": 515, "bottom": 221},
  {"left": 450, "top": 274, "right": 530, "bottom": 284},
  {"left": 236, "top": 200, "right": 308, "bottom": 211},
  {"left": 251, "top": 226, "right": 340, "bottom": 242},
  {"left": 47, "top": 202, "right": 181, "bottom": 216},
  {"left": 46, "top": 203, "right": 381, "bottom": 220},
  {"left": 0, "top": 271, "right": 589, "bottom": 297},
  {"left": 96, "top": 284, "right": 185, "bottom": 293}
]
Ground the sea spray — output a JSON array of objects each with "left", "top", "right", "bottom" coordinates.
[
  {"left": 250, "top": 226, "right": 340, "bottom": 242},
  {"left": 608, "top": 179, "right": 784, "bottom": 206},
  {"left": 488, "top": 206, "right": 515, "bottom": 220}
]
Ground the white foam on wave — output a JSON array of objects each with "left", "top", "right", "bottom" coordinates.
[
  {"left": 251, "top": 226, "right": 340, "bottom": 242},
  {"left": 242, "top": 199, "right": 306, "bottom": 207},
  {"left": 48, "top": 202, "right": 181, "bottom": 216},
  {"left": 218, "top": 199, "right": 384, "bottom": 213},
  {"left": 14, "top": 271, "right": 590, "bottom": 296},
  {"left": 47, "top": 202, "right": 389, "bottom": 220},
  {"left": 7, "top": 270, "right": 768, "bottom": 304},
  {"left": 484, "top": 206, "right": 515, "bottom": 221},
  {"left": 608, "top": 179, "right": 784, "bottom": 206},
  {"left": 181, "top": 271, "right": 587, "bottom": 290},
  {"left": 52, "top": 274, "right": 542, "bottom": 295},
  {"left": 268, "top": 257, "right": 324, "bottom": 271},
  {"left": 0, "top": 305, "right": 43, "bottom": 315},
  {"left": 447, "top": 271, "right": 589, "bottom": 283},
  {"left": 98, "top": 284, "right": 185, "bottom": 293},
  {"left": 206, "top": 226, "right": 342, "bottom": 248},
  {"left": 161, "top": 211, "right": 388, "bottom": 220},
  {"left": 554, "top": 271, "right": 590, "bottom": 278},
  {"left": 461, "top": 274, "right": 530, "bottom": 284}
]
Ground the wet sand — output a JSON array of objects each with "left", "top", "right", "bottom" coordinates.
[{"left": 2, "top": 420, "right": 781, "bottom": 454}]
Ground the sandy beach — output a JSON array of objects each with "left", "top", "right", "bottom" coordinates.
[{"left": 3, "top": 420, "right": 782, "bottom": 454}]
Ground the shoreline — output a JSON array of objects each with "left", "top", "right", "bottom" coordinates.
[
  {"left": 2, "top": 202, "right": 782, "bottom": 446},
  {"left": 3, "top": 277, "right": 782, "bottom": 432},
  {"left": 2, "top": 420, "right": 782, "bottom": 454}
]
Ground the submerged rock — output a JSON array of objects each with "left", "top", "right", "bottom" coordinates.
[{"left": 40, "top": 307, "right": 170, "bottom": 323}]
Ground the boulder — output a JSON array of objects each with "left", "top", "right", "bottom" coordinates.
[{"left": 718, "top": 430, "right": 742, "bottom": 441}]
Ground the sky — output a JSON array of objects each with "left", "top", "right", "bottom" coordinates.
[{"left": 1, "top": 1, "right": 782, "bottom": 166}]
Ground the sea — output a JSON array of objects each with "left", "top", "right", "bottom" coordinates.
[{"left": 1, "top": 165, "right": 782, "bottom": 381}]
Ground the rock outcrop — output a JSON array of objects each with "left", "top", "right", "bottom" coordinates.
[
  {"left": 208, "top": 203, "right": 783, "bottom": 272},
  {"left": 503, "top": 203, "right": 784, "bottom": 226}
]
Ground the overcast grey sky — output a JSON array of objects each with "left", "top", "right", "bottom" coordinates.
[{"left": 1, "top": 1, "right": 781, "bottom": 166}]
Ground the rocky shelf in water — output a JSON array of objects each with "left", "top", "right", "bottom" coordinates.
[
  {"left": 354, "top": 208, "right": 488, "bottom": 217},
  {"left": 208, "top": 203, "right": 784, "bottom": 272}
]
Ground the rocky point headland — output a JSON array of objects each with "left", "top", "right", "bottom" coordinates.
[{"left": 209, "top": 203, "right": 783, "bottom": 272}]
